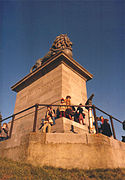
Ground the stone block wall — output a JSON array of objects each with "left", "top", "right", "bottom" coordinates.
[{"left": 0, "top": 132, "right": 125, "bottom": 169}]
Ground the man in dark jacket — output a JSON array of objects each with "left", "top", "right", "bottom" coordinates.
[{"left": 102, "top": 119, "right": 112, "bottom": 137}]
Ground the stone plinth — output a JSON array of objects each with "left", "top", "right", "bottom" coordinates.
[
  {"left": 0, "top": 133, "right": 125, "bottom": 169},
  {"left": 51, "top": 117, "right": 88, "bottom": 134},
  {"left": 10, "top": 52, "right": 93, "bottom": 142}
]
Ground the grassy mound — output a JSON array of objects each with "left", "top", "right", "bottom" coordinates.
[{"left": 0, "top": 157, "right": 125, "bottom": 180}]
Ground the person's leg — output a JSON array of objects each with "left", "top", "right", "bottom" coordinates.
[
  {"left": 69, "top": 114, "right": 72, "bottom": 120},
  {"left": 43, "top": 123, "right": 47, "bottom": 133},
  {"left": 48, "top": 123, "right": 51, "bottom": 133},
  {"left": 59, "top": 111, "right": 62, "bottom": 118},
  {"left": 69, "top": 109, "right": 73, "bottom": 120},
  {"left": 79, "top": 114, "right": 82, "bottom": 124},
  {"left": 79, "top": 113, "right": 84, "bottom": 124},
  {"left": 82, "top": 118, "right": 85, "bottom": 125},
  {"left": 98, "top": 128, "right": 101, "bottom": 133},
  {"left": 52, "top": 117, "right": 56, "bottom": 125},
  {"left": 63, "top": 111, "right": 66, "bottom": 117},
  {"left": 42, "top": 125, "right": 45, "bottom": 133},
  {"left": 79, "top": 120, "right": 82, "bottom": 124},
  {"left": 65, "top": 109, "right": 69, "bottom": 118}
]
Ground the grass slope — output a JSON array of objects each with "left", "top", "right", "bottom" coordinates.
[{"left": 0, "top": 158, "right": 125, "bottom": 180}]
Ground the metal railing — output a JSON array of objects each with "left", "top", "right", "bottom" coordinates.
[
  {"left": 92, "top": 105, "right": 122, "bottom": 139},
  {"left": 0, "top": 103, "right": 123, "bottom": 140}
]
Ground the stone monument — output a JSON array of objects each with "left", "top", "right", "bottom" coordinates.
[
  {"left": 10, "top": 34, "right": 93, "bottom": 144},
  {"left": 1, "top": 34, "right": 125, "bottom": 170}
]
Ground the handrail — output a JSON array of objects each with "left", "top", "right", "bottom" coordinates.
[
  {"left": 0, "top": 103, "right": 122, "bottom": 124},
  {"left": 0, "top": 104, "right": 91, "bottom": 123},
  {"left": 39, "top": 104, "right": 91, "bottom": 108},
  {"left": 94, "top": 105, "right": 122, "bottom": 124},
  {"left": 0, "top": 103, "right": 123, "bottom": 140},
  {"left": 1, "top": 104, "right": 36, "bottom": 122}
]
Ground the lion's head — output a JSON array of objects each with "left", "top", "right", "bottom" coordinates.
[
  {"left": 30, "top": 34, "right": 73, "bottom": 72},
  {"left": 50, "top": 34, "right": 72, "bottom": 52}
]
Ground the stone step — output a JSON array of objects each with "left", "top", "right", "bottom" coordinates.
[{"left": 51, "top": 117, "right": 88, "bottom": 134}]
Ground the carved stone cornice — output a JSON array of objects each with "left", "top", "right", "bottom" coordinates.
[{"left": 11, "top": 51, "right": 93, "bottom": 92}]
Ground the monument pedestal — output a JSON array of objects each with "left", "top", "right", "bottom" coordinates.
[
  {"left": 0, "top": 132, "right": 125, "bottom": 169},
  {"left": 51, "top": 117, "right": 88, "bottom": 134},
  {"left": 10, "top": 52, "right": 93, "bottom": 141}
]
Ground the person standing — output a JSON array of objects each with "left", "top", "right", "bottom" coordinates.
[
  {"left": 65, "top": 95, "right": 73, "bottom": 120},
  {"left": 97, "top": 117, "right": 102, "bottom": 133},
  {"left": 59, "top": 98, "right": 66, "bottom": 117},
  {"left": 76, "top": 104, "right": 85, "bottom": 125},
  {"left": 100, "top": 116, "right": 104, "bottom": 124},
  {"left": 102, "top": 119, "right": 112, "bottom": 137}
]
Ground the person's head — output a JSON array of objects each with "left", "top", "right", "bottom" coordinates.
[
  {"left": 79, "top": 103, "right": 82, "bottom": 107},
  {"left": 50, "top": 106, "right": 53, "bottom": 109},
  {"left": 61, "top": 98, "right": 65, "bottom": 103},
  {"left": 66, "top": 95, "right": 71, "bottom": 100},
  {"left": 96, "top": 117, "right": 100, "bottom": 121},
  {"left": 100, "top": 116, "right": 104, "bottom": 120},
  {"left": 2, "top": 123, "right": 8, "bottom": 129},
  {"left": 105, "top": 119, "right": 109, "bottom": 123}
]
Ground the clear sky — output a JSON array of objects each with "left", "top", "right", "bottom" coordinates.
[{"left": 0, "top": 0, "right": 125, "bottom": 140}]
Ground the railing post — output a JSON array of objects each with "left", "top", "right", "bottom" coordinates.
[
  {"left": 0, "top": 113, "right": 2, "bottom": 127},
  {"left": 92, "top": 105, "right": 98, "bottom": 134},
  {"left": 33, "top": 104, "right": 38, "bottom": 132},
  {"left": 109, "top": 115, "right": 116, "bottom": 139},
  {"left": 88, "top": 106, "right": 94, "bottom": 133},
  {"left": 9, "top": 115, "right": 15, "bottom": 138}
]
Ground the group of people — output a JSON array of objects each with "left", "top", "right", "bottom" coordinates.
[
  {"left": 0, "top": 123, "right": 9, "bottom": 141},
  {"left": 41, "top": 96, "right": 113, "bottom": 137},
  {"left": 58, "top": 96, "right": 85, "bottom": 124},
  {"left": 0, "top": 98, "right": 114, "bottom": 139},
  {"left": 95, "top": 116, "right": 112, "bottom": 137},
  {"left": 41, "top": 96, "right": 86, "bottom": 133}
]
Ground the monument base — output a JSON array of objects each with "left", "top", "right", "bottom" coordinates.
[
  {"left": 51, "top": 117, "right": 88, "bottom": 134},
  {"left": 0, "top": 132, "right": 125, "bottom": 169}
]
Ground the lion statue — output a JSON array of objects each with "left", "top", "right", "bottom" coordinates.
[{"left": 30, "top": 34, "right": 72, "bottom": 73}]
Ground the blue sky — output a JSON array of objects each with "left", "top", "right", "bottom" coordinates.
[{"left": 0, "top": 0, "right": 125, "bottom": 140}]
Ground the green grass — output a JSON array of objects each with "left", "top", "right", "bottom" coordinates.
[{"left": 0, "top": 157, "right": 125, "bottom": 180}]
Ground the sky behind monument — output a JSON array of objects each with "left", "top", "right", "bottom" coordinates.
[{"left": 0, "top": 0, "right": 125, "bottom": 140}]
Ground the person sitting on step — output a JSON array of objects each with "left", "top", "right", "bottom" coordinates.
[
  {"left": 50, "top": 106, "right": 56, "bottom": 125},
  {"left": 42, "top": 106, "right": 53, "bottom": 133}
]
